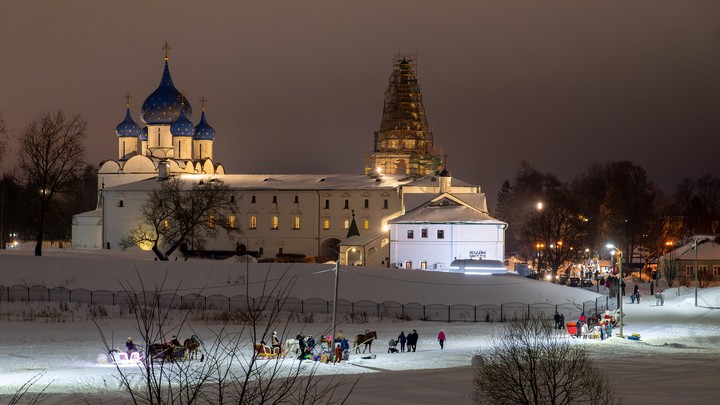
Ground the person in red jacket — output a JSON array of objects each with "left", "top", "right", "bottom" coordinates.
[{"left": 437, "top": 329, "right": 446, "bottom": 349}]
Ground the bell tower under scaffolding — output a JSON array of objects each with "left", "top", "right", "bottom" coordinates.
[{"left": 366, "top": 55, "right": 443, "bottom": 177}]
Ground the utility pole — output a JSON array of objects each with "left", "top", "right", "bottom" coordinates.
[{"left": 330, "top": 259, "right": 340, "bottom": 362}]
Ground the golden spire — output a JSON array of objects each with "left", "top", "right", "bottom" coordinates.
[
  {"left": 162, "top": 41, "right": 171, "bottom": 61},
  {"left": 123, "top": 93, "right": 132, "bottom": 108},
  {"left": 199, "top": 96, "right": 207, "bottom": 112}
]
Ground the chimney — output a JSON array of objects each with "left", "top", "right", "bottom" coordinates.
[{"left": 158, "top": 160, "right": 170, "bottom": 180}]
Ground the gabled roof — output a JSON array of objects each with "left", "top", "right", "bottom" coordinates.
[
  {"left": 389, "top": 193, "right": 506, "bottom": 225},
  {"left": 661, "top": 237, "right": 720, "bottom": 261}
]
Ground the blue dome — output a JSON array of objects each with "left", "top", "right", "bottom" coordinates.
[
  {"left": 116, "top": 108, "right": 142, "bottom": 137},
  {"left": 141, "top": 60, "right": 192, "bottom": 125},
  {"left": 193, "top": 111, "right": 215, "bottom": 140},
  {"left": 139, "top": 126, "right": 148, "bottom": 141},
  {"left": 170, "top": 108, "right": 194, "bottom": 137}
]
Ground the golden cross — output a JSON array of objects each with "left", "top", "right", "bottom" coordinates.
[
  {"left": 124, "top": 92, "right": 132, "bottom": 108},
  {"left": 162, "top": 41, "right": 171, "bottom": 60},
  {"left": 199, "top": 96, "right": 207, "bottom": 111}
]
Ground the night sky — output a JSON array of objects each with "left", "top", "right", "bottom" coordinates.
[{"left": 2, "top": 1, "right": 720, "bottom": 210}]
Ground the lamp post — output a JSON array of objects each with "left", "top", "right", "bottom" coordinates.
[
  {"left": 694, "top": 240, "right": 698, "bottom": 307},
  {"left": 330, "top": 259, "right": 340, "bottom": 362},
  {"left": 607, "top": 244, "right": 624, "bottom": 338}
]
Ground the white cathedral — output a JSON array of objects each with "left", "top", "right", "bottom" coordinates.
[{"left": 72, "top": 46, "right": 506, "bottom": 270}]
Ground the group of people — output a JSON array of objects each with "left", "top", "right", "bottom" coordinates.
[
  {"left": 575, "top": 310, "right": 614, "bottom": 340},
  {"left": 394, "top": 329, "right": 447, "bottom": 352},
  {"left": 395, "top": 329, "right": 418, "bottom": 352}
]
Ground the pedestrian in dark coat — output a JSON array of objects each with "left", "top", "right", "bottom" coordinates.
[
  {"left": 408, "top": 329, "right": 419, "bottom": 352},
  {"left": 554, "top": 312, "right": 562, "bottom": 329},
  {"left": 649, "top": 280, "right": 654, "bottom": 296},
  {"left": 397, "top": 331, "right": 407, "bottom": 353},
  {"left": 437, "top": 330, "right": 446, "bottom": 349},
  {"left": 621, "top": 280, "right": 626, "bottom": 296},
  {"left": 297, "top": 332, "right": 306, "bottom": 355}
]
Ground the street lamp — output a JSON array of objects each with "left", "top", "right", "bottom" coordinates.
[
  {"left": 607, "top": 244, "right": 623, "bottom": 338},
  {"left": 330, "top": 259, "right": 340, "bottom": 362},
  {"left": 693, "top": 239, "right": 699, "bottom": 307}
]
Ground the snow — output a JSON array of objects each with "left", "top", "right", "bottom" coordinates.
[{"left": 1, "top": 248, "right": 720, "bottom": 404}]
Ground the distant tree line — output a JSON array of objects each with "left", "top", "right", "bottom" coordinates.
[
  {"left": 495, "top": 160, "right": 717, "bottom": 278},
  {"left": 0, "top": 110, "right": 96, "bottom": 255}
]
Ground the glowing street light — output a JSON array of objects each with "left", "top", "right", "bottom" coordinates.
[
  {"left": 606, "top": 243, "right": 624, "bottom": 338},
  {"left": 536, "top": 201, "right": 544, "bottom": 210}
]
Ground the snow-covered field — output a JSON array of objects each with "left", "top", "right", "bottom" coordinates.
[{"left": 1, "top": 248, "right": 719, "bottom": 404}]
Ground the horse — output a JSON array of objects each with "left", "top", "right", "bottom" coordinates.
[
  {"left": 148, "top": 342, "right": 183, "bottom": 361},
  {"left": 282, "top": 339, "right": 300, "bottom": 358},
  {"left": 353, "top": 330, "right": 377, "bottom": 354},
  {"left": 183, "top": 335, "right": 202, "bottom": 361}
]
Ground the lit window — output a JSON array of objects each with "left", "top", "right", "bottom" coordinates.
[
  {"left": 363, "top": 220, "right": 369, "bottom": 230},
  {"left": 272, "top": 216, "right": 279, "bottom": 230},
  {"left": 229, "top": 215, "right": 236, "bottom": 228},
  {"left": 293, "top": 216, "right": 301, "bottom": 230},
  {"left": 208, "top": 214, "right": 215, "bottom": 228},
  {"left": 407, "top": 230, "right": 414, "bottom": 239},
  {"left": 344, "top": 220, "right": 349, "bottom": 230},
  {"left": 405, "top": 261, "right": 412, "bottom": 269},
  {"left": 163, "top": 219, "right": 169, "bottom": 229},
  {"left": 250, "top": 215, "right": 257, "bottom": 229},
  {"left": 437, "top": 230, "right": 445, "bottom": 239},
  {"left": 323, "top": 219, "right": 330, "bottom": 230},
  {"left": 420, "top": 261, "right": 427, "bottom": 270},
  {"left": 421, "top": 228, "right": 428, "bottom": 238}
]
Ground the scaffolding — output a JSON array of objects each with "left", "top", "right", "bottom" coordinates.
[{"left": 366, "top": 55, "right": 442, "bottom": 177}]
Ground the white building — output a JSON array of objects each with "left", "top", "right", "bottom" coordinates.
[
  {"left": 389, "top": 172, "right": 507, "bottom": 271},
  {"left": 72, "top": 47, "right": 505, "bottom": 265}
]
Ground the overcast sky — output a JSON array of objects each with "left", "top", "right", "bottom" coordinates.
[{"left": 2, "top": 1, "right": 719, "bottom": 210}]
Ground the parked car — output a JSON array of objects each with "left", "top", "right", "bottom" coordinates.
[
  {"left": 567, "top": 277, "right": 581, "bottom": 287},
  {"left": 557, "top": 274, "right": 569, "bottom": 285},
  {"left": 581, "top": 278, "right": 594, "bottom": 288}
]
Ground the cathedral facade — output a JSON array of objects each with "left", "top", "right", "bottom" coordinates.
[{"left": 72, "top": 47, "right": 504, "bottom": 269}]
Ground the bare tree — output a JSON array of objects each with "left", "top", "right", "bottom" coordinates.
[
  {"left": 473, "top": 318, "right": 618, "bottom": 405},
  {"left": 18, "top": 110, "right": 87, "bottom": 256},
  {"left": 121, "top": 176, "right": 238, "bottom": 261},
  {"left": 524, "top": 204, "right": 587, "bottom": 280},
  {"left": 0, "top": 112, "right": 7, "bottom": 165},
  {"left": 660, "top": 255, "right": 680, "bottom": 288}
]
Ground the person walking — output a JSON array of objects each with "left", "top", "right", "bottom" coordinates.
[
  {"left": 655, "top": 291, "right": 661, "bottom": 306},
  {"left": 397, "top": 331, "right": 407, "bottom": 353},
  {"left": 621, "top": 280, "right": 626, "bottom": 296},
  {"left": 660, "top": 290, "right": 665, "bottom": 306},
  {"left": 554, "top": 311, "right": 562, "bottom": 329},
  {"left": 437, "top": 330, "right": 446, "bottom": 349},
  {"left": 649, "top": 280, "right": 654, "bottom": 296}
]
